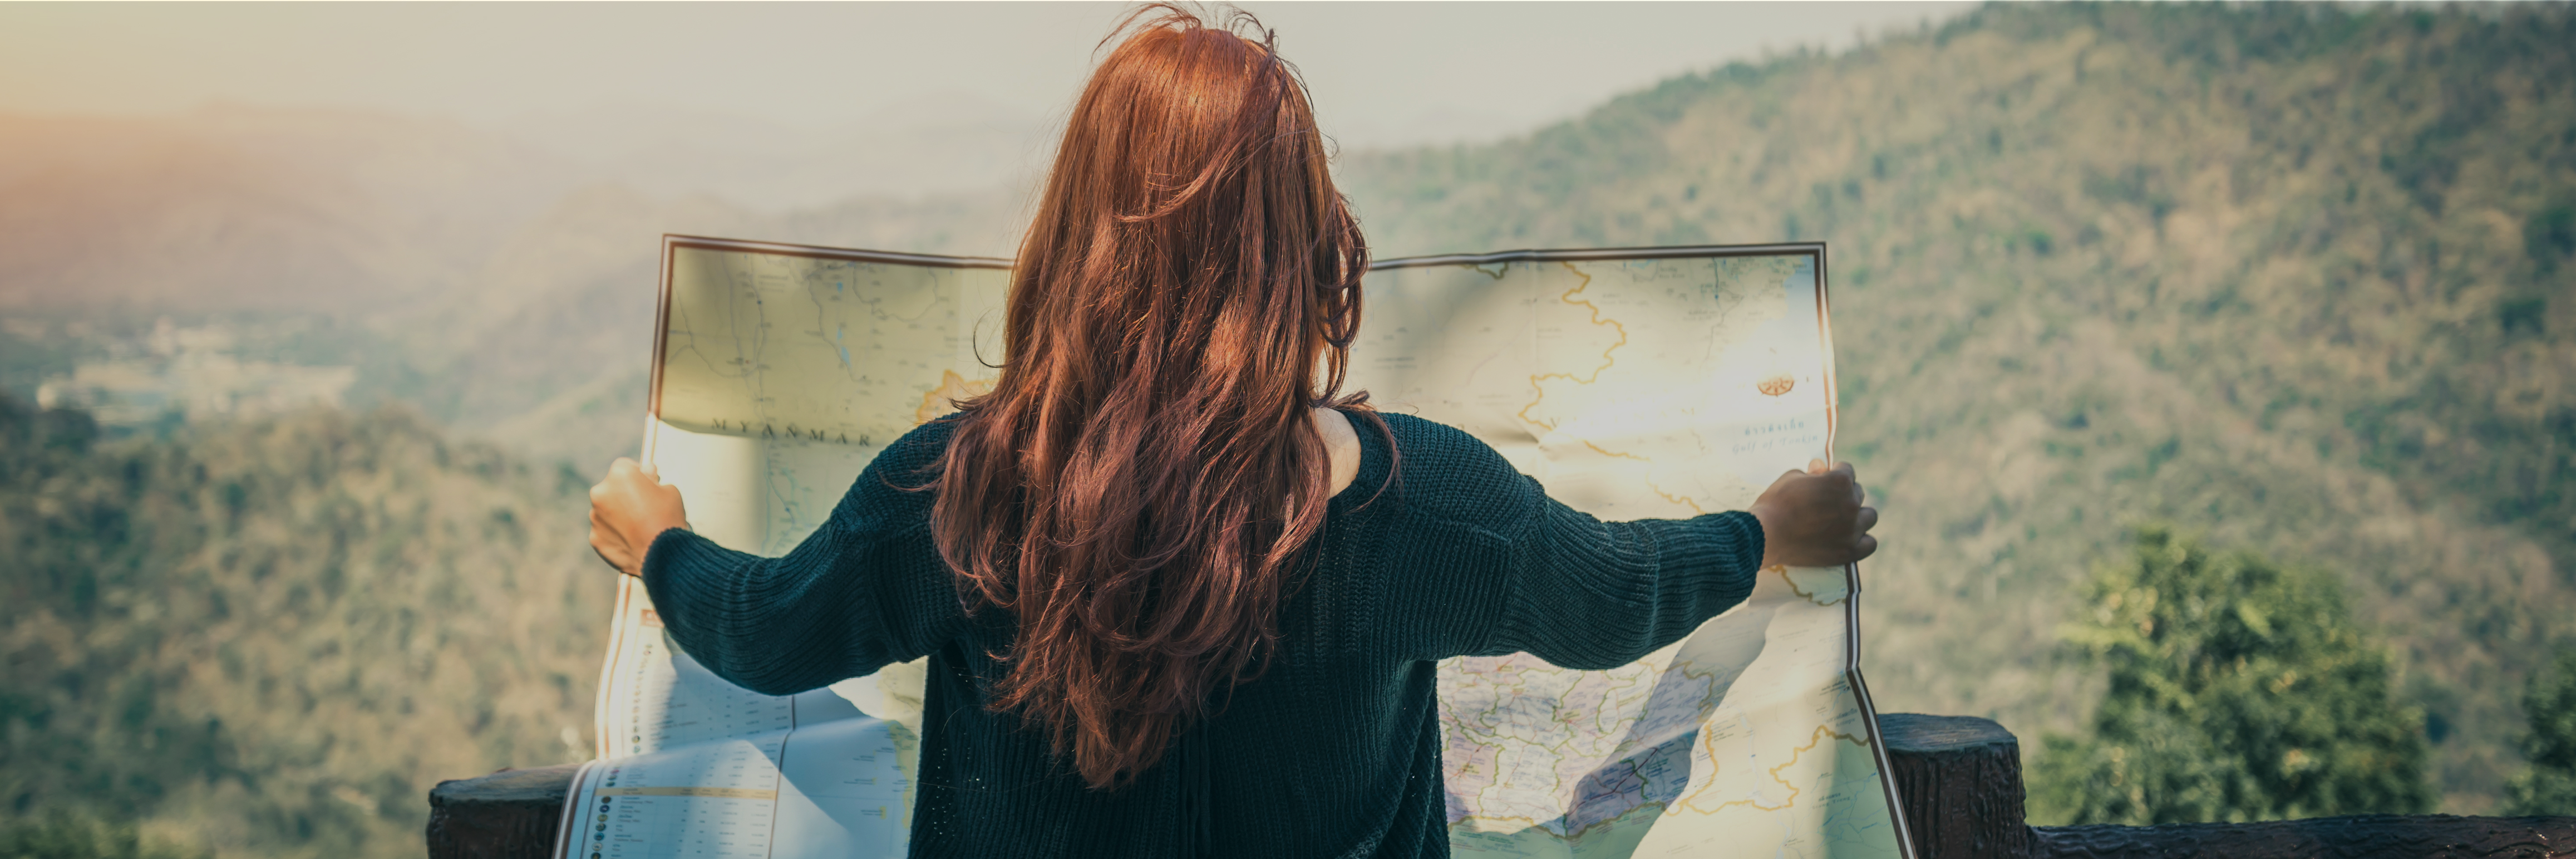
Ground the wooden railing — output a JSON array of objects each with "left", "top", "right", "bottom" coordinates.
[{"left": 428, "top": 713, "right": 2576, "bottom": 858}]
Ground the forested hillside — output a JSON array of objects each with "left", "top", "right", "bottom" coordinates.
[
  {"left": 1341, "top": 3, "right": 2575, "bottom": 812},
  {"left": 0, "top": 395, "right": 607, "bottom": 857}
]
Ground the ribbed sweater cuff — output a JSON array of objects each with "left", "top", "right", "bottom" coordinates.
[
  {"left": 1684, "top": 510, "right": 1765, "bottom": 603},
  {"left": 639, "top": 527, "right": 743, "bottom": 630}
]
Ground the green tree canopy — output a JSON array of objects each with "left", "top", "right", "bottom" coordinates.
[
  {"left": 2031, "top": 526, "right": 2434, "bottom": 824},
  {"left": 2505, "top": 647, "right": 2576, "bottom": 815},
  {"left": 0, "top": 814, "right": 204, "bottom": 859}
]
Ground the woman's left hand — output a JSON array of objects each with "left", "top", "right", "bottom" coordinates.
[{"left": 590, "top": 457, "right": 690, "bottom": 577}]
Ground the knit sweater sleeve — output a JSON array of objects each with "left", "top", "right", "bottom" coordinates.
[
  {"left": 636, "top": 420, "right": 961, "bottom": 697},
  {"left": 1482, "top": 500, "right": 1766, "bottom": 670},
  {"left": 1385, "top": 415, "right": 1765, "bottom": 670}
]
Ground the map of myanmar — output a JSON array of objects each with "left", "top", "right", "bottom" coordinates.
[{"left": 578, "top": 237, "right": 1909, "bottom": 859}]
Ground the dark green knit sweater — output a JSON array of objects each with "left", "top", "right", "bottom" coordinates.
[{"left": 641, "top": 411, "right": 1764, "bottom": 858}]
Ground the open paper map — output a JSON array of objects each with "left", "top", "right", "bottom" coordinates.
[{"left": 553, "top": 235, "right": 1913, "bottom": 859}]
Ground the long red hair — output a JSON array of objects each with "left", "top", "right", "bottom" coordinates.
[{"left": 927, "top": 5, "right": 1374, "bottom": 790}]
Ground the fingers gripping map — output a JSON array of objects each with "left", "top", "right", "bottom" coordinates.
[{"left": 556, "top": 236, "right": 1913, "bottom": 859}]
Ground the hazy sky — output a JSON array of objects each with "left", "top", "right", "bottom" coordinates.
[{"left": 1, "top": 2, "right": 1972, "bottom": 150}]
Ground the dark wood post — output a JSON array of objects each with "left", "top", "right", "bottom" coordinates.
[
  {"left": 427, "top": 763, "right": 580, "bottom": 859},
  {"left": 1880, "top": 713, "right": 2034, "bottom": 859}
]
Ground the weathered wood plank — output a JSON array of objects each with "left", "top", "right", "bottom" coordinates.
[
  {"left": 424, "top": 721, "right": 2576, "bottom": 859},
  {"left": 2031, "top": 814, "right": 2576, "bottom": 859}
]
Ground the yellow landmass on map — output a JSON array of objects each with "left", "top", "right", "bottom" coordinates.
[
  {"left": 1678, "top": 724, "right": 1869, "bottom": 815},
  {"left": 1648, "top": 482, "right": 1708, "bottom": 514},
  {"left": 917, "top": 370, "right": 995, "bottom": 424},
  {"left": 1518, "top": 263, "right": 1628, "bottom": 431},
  {"left": 1780, "top": 566, "right": 1851, "bottom": 606}
]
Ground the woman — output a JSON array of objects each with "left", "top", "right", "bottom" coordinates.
[{"left": 587, "top": 7, "right": 1876, "bottom": 857}]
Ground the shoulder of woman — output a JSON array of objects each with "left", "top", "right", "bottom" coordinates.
[
  {"left": 869, "top": 414, "right": 967, "bottom": 479},
  {"left": 1369, "top": 412, "right": 1538, "bottom": 526}
]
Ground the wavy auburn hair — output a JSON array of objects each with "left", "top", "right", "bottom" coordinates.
[{"left": 928, "top": 5, "right": 1376, "bottom": 791}]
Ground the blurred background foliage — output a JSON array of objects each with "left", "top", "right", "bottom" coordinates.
[
  {"left": 0, "top": 813, "right": 207, "bottom": 859},
  {"left": 2506, "top": 647, "right": 2576, "bottom": 816},
  {"left": 0, "top": 2, "right": 2570, "bottom": 855},
  {"left": 2029, "top": 526, "right": 2431, "bottom": 824}
]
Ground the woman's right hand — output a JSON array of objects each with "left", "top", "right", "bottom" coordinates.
[
  {"left": 1749, "top": 459, "right": 1878, "bottom": 567},
  {"left": 590, "top": 458, "right": 690, "bottom": 578}
]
